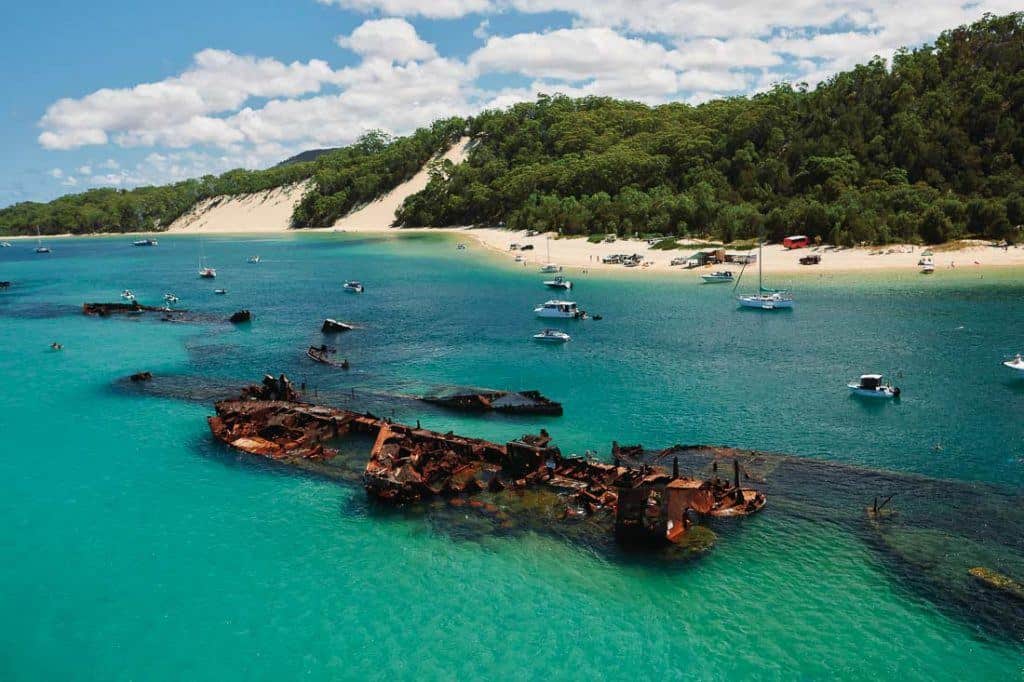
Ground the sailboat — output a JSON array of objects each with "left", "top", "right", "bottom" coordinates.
[
  {"left": 539, "top": 237, "right": 561, "bottom": 273},
  {"left": 735, "top": 239, "right": 793, "bottom": 310},
  {"left": 34, "top": 226, "right": 50, "bottom": 253},
  {"left": 198, "top": 234, "right": 216, "bottom": 278}
]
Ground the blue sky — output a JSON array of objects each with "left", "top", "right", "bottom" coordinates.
[{"left": 2, "top": 0, "right": 1014, "bottom": 206}]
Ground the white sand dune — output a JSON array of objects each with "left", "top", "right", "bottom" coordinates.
[
  {"left": 334, "top": 136, "right": 472, "bottom": 230},
  {"left": 168, "top": 182, "right": 311, "bottom": 233}
]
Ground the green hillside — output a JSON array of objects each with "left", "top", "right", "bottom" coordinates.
[{"left": 3, "top": 12, "right": 1023, "bottom": 245}]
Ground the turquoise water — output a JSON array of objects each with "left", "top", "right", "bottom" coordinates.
[{"left": 1, "top": 234, "right": 1022, "bottom": 679}]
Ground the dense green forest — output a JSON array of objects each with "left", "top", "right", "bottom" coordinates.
[
  {"left": 3, "top": 12, "right": 1024, "bottom": 245},
  {"left": 0, "top": 119, "right": 464, "bottom": 235},
  {"left": 398, "top": 12, "right": 1024, "bottom": 245}
]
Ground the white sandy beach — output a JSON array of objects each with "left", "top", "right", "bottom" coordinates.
[{"left": 17, "top": 135, "right": 1024, "bottom": 276}]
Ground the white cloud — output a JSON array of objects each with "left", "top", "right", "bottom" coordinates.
[
  {"left": 473, "top": 19, "right": 490, "bottom": 40},
  {"left": 39, "top": 49, "right": 340, "bottom": 150},
  {"left": 336, "top": 18, "right": 438, "bottom": 62},
  {"left": 77, "top": 165, "right": 92, "bottom": 175},
  {"left": 49, "top": 168, "right": 64, "bottom": 178},
  {"left": 317, "top": 0, "right": 492, "bottom": 18}
]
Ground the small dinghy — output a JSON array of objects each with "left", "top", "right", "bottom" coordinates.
[
  {"left": 533, "top": 329, "right": 571, "bottom": 343},
  {"left": 1003, "top": 354, "right": 1024, "bottom": 375},
  {"left": 343, "top": 280, "right": 364, "bottom": 293},
  {"left": 307, "top": 345, "right": 349, "bottom": 369},
  {"left": 848, "top": 374, "right": 900, "bottom": 399},
  {"left": 121, "top": 289, "right": 136, "bottom": 301}
]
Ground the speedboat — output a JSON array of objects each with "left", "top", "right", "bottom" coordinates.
[
  {"left": 920, "top": 257, "right": 935, "bottom": 274},
  {"left": 848, "top": 374, "right": 901, "bottom": 398},
  {"left": 213, "top": 288, "right": 227, "bottom": 295},
  {"left": 534, "top": 300, "right": 583, "bottom": 319},
  {"left": 121, "top": 289, "right": 135, "bottom": 301},
  {"left": 163, "top": 293, "right": 179, "bottom": 303},
  {"left": 701, "top": 270, "right": 734, "bottom": 283},
  {"left": 544, "top": 276, "right": 572, "bottom": 290},
  {"left": 199, "top": 267, "right": 217, "bottom": 279},
  {"left": 737, "top": 291, "right": 794, "bottom": 309},
  {"left": 1003, "top": 354, "right": 1024, "bottom": 375},
  {"left": 533, "top": 329, "right": 571, "bottom": 343},
  {"left": 343, "top": 280, "right": 364, "bottom": 293},
  {"left": 539, "top": 263, "right": 561, "bottom": 273},
  {"left": 133, "top": 239, "right": 158, "bottom": 247},
  {"left": 247, "top": 255, "right": 260, "bottom": 263}
]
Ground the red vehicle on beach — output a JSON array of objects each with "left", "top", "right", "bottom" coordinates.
[{"left": 783, "top": 235, "right": 810, "bottom": 249}]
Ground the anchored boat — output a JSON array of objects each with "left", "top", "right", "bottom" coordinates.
[
  {"left": 543, "top": 276, "right": 573, "bottom": 290},
  {"left": 534, "top": 300, "right": 584, "bottom": 319},
  {"left": 343, "top": 280, "right": 364, "bottom": 293},
  {"left": 132, "top": 239, "right": 158, "bottom": 247},
  {"left": 533, "top": 329, "right": 571, "bottom": 343},
  {"left": 848, "top": 374, "right": 901, "bottom": 398},
  {"left": 1003, "top": 354, "right": 1024, "bottom": 375},
  {"left": 701, "top": 270, "right": 734, "bottom": 283},
  {"left": 735, "top": 239, "right": 793, "bottom": 309}
]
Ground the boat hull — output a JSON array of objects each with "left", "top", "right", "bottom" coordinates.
[
  {"left": 1003, "top": 361, "right": 1024, "bottom": 374},
  {"left": 737, "top": 295, "right": 794, "bottom": 310},
  {"left": 701, "top": 276, "right": 733, "bottom": 283},
  {"left": 847, "top": 385, "right": 898, "bottom": 398}
]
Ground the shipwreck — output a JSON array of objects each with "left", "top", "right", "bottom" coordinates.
[
  {"left": 421, "top": 388, "right": 564, "bottom": 416},
  {"left": 207, "top": 374, "right": 764, "bottom": 554}
]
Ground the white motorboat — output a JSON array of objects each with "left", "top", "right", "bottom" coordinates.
[
  {"left": 121, "top": 289, "right": 136, "bottom": 301},
  {"left": 163, "top": 293, "right": 179, "bottom": 303},
  {"left": 847, "top": 374, "right": 901, "bottom": 398},
  {"left": 213, "top": 288, "right": 227, "bottom": 295},
  {"left": 544, "top": 276, "right": 572, "bottom": 290},
  {"left": 533, "top": 329, "right": 571, "bottom": 343},
  {"left": 920, "top": 257, "right": 935, "bottom": 274},
  {"left": 343, "top": 280, "right": 364, "bottom": 293},
  {"left": 133, "top": 239, "right": 158, "bottom": 247},
  {"left": 736, "top": 239, "right": 793, "bottom": 310},
  {"left": 247, "top": 255, "right": 260, "bottom": 263},
  {"left": 701, "top": 270, "right": 734, "bottom": 283},
  {"left": 199, "top": 267, "right": 217, "bottom": 278},
  {"left": 1003, "top": 354, "right": 1024, "bottom": 375},
  {"left": 534, "top": 300, "right": 583, "bottom": 319}
]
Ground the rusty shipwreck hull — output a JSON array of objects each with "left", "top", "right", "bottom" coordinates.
[{"left": 207, "top": 375, "right": 765, "bottom": 554}]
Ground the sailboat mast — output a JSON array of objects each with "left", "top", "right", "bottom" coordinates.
[{"left": 758, "top": 238, "right": 763, "bottom": 291}]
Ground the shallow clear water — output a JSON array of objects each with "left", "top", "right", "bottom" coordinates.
[{"left": 1, "top": 234, "right": 1022, "bottom": 679}]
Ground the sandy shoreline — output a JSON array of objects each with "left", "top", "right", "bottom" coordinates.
[{"left": 7, "top": 224, "right": 1024, "bottom": 277}]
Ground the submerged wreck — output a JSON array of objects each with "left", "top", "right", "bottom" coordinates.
[
  {"left": 83, "top": 301, "right": 184, "bottom": 316},
  {"left": 421, "top": 389, "right": 563, "bottom": 416},
  {"left": 208, "top": 374, "right": 763, "bottom": 554}
]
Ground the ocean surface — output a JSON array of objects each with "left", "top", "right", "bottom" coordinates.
[{"left": 1, "top": 233, "right": 1022, "bottom": 680}]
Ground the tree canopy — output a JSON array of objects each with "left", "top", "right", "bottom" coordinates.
[{"left": 3, "top": 12, "right": 1024, "bottom": 245}]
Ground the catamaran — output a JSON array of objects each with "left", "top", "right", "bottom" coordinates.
[
  {"left": 534, "top": 300, "right": 583, "bottom": 319},
  {"left": 735, "top": 240, "right": 793, "bottom": 309}
]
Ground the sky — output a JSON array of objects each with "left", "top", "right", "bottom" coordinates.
[{"left": 3, "top": 0, "right": 1019, "bottom": 206}]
